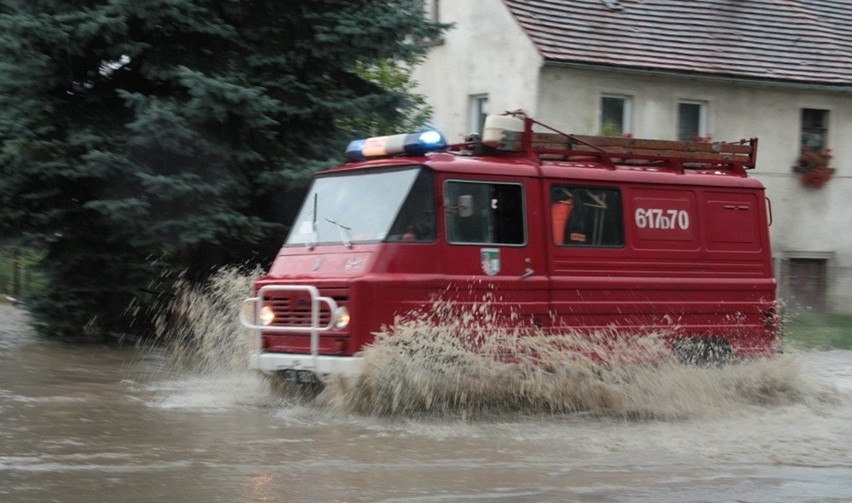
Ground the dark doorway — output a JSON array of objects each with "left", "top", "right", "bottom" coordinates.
[{"left": 788, "top": 258, "right": 827, "bottom": 311}]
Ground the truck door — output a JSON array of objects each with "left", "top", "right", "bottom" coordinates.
[
  {"left": 440, "top": 177, "right": 549, "bottom": 325},
  {"left": 547, "top": 182, "right": 629, "bottom": 331}
]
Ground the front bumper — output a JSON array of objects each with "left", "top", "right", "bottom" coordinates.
[{"left": 250, "top": 352, "right": 364, "bottom": 378}]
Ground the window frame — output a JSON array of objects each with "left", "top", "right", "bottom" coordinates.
[
  {"left": 422, "top": 0, "right": 444, "bottom": 45},
  {"left": 550, "top": 184, "right": 625, "bottom": 248},
  {"left": 599, "top": 94, "right": 632, "bottom": 136},
  {"left": 444, "top": 179, "right": 527, "bottom": 246},
  {"left": 424, "top": 0, "right": 440, "bottom": 23},
  {"left": 800, "top": 108, "right": 829, "bottom": 153},
  {"left": 677, "top": 100, "right": 708, "bottom": 141},
  {"left": 468, "top": 94, "right": 489, "bottom": 136}
]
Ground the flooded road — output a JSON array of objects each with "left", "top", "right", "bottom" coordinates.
[{"left": 1, "top": 303, "right": 850, "bottom": 503}]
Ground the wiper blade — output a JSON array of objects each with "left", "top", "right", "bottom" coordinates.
[{"left": 325, "top": 218, "right": 353, "bottom": 248}]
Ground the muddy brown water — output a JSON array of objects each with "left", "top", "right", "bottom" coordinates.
[{"left": 1, "top": 302, "right": 850, "bottom": 503}]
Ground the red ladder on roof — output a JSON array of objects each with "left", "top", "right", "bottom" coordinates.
[{"left": 486, "top": 111, "right": 758, "bottom": 175}]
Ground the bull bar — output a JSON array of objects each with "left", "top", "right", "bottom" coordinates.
[{"left": 239, "top": 285, "right": 363, "bottom": 380}]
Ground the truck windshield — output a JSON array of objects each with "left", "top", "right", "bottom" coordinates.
[{"left": 285, "top": 166, "right": 435, "bottom": 246}]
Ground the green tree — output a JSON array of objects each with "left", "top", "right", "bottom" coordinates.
[
  {"left": 0, "top": 0, "right": 447, "bottom": 338},
  {"left": 338, "top": 58, "right": 434, "bottom": 136}
]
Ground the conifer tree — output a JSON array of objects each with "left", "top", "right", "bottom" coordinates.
[{"left": 0, "top": 0, "right": 446, "bottom": 337}]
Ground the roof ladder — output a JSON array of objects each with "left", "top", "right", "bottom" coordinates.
[{"left": 481, "top": 111, "right": 758, "bottom": 175}]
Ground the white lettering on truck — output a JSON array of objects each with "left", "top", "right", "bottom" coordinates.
[{"left": 634, "top": 208, "right": 690, "bottom": 230}]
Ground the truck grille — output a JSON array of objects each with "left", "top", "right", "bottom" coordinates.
[{"left": 263, "top": 289, "right": 347, "bottom": 329}]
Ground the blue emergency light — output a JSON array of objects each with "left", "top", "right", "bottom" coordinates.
[{"left": 345, "top": 130, "right": 448, "bottom": 161}]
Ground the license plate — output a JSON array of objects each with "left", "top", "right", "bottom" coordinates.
[{"left": 278, "top": 369, "right": 319, "bottom": 385}]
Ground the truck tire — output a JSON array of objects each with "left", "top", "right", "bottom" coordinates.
[{"left": 673, "top": 337, "right": 733, "bottom": 366}]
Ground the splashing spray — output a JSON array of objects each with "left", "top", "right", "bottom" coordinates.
[{"left": 154, "top": 268, "right": 831, "bottom": 420}]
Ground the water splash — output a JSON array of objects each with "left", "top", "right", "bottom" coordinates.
[
  {"left": 152, "top": 266, "right": 260, "bottom": 374},
  {"left": 319, "top": 300, "right": 828, "bottom": 420},
  {"left": 155, "top": 268, "right": 837, "bottom": 420}
]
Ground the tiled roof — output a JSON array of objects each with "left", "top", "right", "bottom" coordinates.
[{"left": 503, "top": 0, "right": 852, "bottom": 86}]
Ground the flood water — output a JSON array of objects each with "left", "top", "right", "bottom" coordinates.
[{"left": 1, "top": 301, "right": 851, "bottom": 503}]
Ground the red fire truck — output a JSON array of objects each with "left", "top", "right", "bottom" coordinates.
[{"left": 240, "top": 112, "right": 779, "bottom": 383}]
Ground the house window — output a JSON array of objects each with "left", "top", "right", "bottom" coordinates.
[
  {"left": 788, "top": 258, "right": 827, "bottom": 311},
  {"left": 445, "top": 180, "right": 525, "bottom": 245},
  {"left": 801, "top": 109, "right": 829, "bottom": 152},
  {"left": 600, "top": 95, "right": 631, "bottom": 136},
  {"left": 469, "top": 94, "right": 489, "bottom": 135},
  {"left": 422, "top": 0, "right": 444, "bottom": 45},
  {"left": 678, "top": 101, "right": 708, "bottom": 141},
  {"left": 551, "top": 185, "right": 624, "bottom": 247},
  {"left": 424, "top": 0, "right": 440, "bottom": 23}
]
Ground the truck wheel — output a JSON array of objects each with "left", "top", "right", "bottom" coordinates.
[
  {"left": 264, "top": 372, "right": 324, "bottom": 399},
  {"left": 673, "top": 337, "right": 733, "bottom": 366}
]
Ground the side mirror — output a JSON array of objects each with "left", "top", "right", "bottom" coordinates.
[{"left": 457, "top": 195, "right": 474, "bottom": 218}]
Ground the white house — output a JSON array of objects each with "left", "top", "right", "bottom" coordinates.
[{"left": 414, "top": 0, "right": 852, "bottom": 313}]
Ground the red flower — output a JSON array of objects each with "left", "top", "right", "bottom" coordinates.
[
  {"left": 797, "top": 148, "right": 834, "bottom": 189},
  {"left": 800, "top": 166, "right": 834, "bottom": 188}
]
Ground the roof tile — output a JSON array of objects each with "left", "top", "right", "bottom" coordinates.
[{"left": 503, "top": 0, "right": 852, "bottom": 85}]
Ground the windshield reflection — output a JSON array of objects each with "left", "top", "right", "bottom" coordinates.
[{"left": 286, "top": 166, "right": 435, "bottom": 246}]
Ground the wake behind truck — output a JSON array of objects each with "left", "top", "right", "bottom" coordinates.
[{"left": 240, "top": 112, "right": 779, "bottom": 384}]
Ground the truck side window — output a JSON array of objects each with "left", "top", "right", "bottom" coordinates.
[
  {"left": 551, "top": 185, "right": 624, "bottom": 247},
  {"left": 445, "top": 181, "right": 525, "bottom": 245}
]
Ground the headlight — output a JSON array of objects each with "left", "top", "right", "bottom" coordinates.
[
  {"left": 259, "top": 305, "right": 275, "bottom": 326},
  {"left": 333, "top": 306, "right": 350, "bottom": 329}
]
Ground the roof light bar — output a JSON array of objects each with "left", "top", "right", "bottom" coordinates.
[{"left": 345, "top": 130, "right": 447, "bottom": 161}]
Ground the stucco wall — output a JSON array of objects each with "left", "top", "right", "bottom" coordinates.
[{"left": 412, "top": 0, "right": 542, "bottom": 141}]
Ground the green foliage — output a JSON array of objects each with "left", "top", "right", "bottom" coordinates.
[
  {"left": 599, "top": 121, "right": 623, "bottom": 137},
  {"left": 782, "top": 311, "right": 852, "bottom": 350},
  {"left": 337, "top": 59, "right": 434, "bottom": 136},
  {"left": 0, "top": 241, "right": 46, "bottom": 299},
  {"left": 0, "top": 0, "right": 448, "bottom": 338}
]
